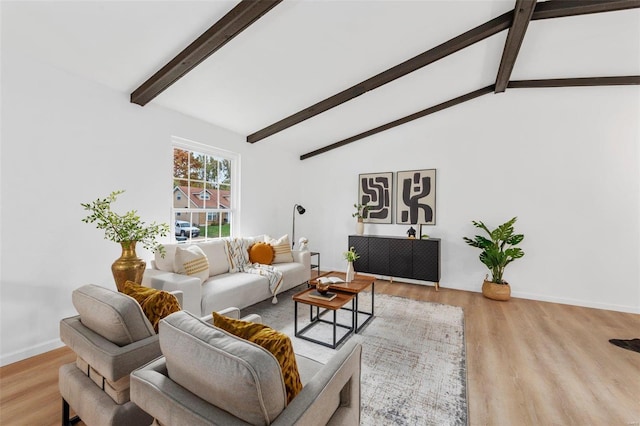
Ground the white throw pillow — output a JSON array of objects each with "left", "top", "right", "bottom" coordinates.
[
  {"left": 174, "top": 245, "right": 210, "bottom": 284},
  {"left": 265, "top": 234, "right": 294, "bottom": 264}
]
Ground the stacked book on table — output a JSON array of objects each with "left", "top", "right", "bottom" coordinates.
[
  {"left": 308, "top": 290, "right": 337, "bottom": 301},
  {"left": 309, "top": 276, "right": 346, "bottom": 301}
]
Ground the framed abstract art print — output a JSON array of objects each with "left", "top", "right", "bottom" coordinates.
[
  {"left": 395, "top": 169, "right": 436, "bottom": 225},
  {"left": 358, "top": 172, "right": 393, "bottom": 224}
]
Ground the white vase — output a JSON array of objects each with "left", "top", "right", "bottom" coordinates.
[
  {"left": 356, "top": 220, "right": 364, "bottom": 235},
  {"left": 346, "top": 261, "right": 355, "bottom": 283}
]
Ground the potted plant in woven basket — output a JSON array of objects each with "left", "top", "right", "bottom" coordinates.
[{"left": 463, "top": 217, "right": 524, "bottom": 301}]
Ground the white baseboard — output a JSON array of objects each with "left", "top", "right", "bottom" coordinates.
[
  {"left": 361, "top": 273, "right": 639, "bottom": 314},
  {"left": 511, "top": 291, "right": 640, "bottom": 314},
  {"left": 0, "top": 338, "right": 64, "bottom": 367}
]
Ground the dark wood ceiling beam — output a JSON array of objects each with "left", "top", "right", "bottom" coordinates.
[
  {"left": 300, "top": 85, "right": 494, "bottom": 160},
  {"left": 251, "top": 0, "right": 640, "bottom": 143},
  {"left": 495, "top": 0, "right": 536, "bottom": 93},
  {"left": 247, "top": 11, "right": 514, "bottom": 143},
  {"left": 531, "top": 0, "right": 640, "bottom": 20},
  {"left": 131, "top": 0, "right": 282, "bottom": 106},
  {"left": 301, "top": 75, "right": 639, "bottom": 160},
  {"left": 508, "top": 75, "right": 640, "bottom": 88}
]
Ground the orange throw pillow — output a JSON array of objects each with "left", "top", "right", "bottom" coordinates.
[{"left": 248, "top": 242, "right": 275, "bottom": 265}]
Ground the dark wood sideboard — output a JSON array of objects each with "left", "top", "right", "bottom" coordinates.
[{"left": 348, "top": 235, "right": 441, "bottom": 290}]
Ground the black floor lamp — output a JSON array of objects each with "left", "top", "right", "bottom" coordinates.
[{"left": 292, "top": 204, "right": 306, "bottom": 248}]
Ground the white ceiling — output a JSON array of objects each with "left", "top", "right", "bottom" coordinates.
[{"left": 3, "top": 1, "right": 639, "bottom": 156}]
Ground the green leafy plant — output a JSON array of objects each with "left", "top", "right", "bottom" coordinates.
[
  {"left": 352, "top": 203, "right": 371, "bottom": 219},
  {"left": 81, "top": 190, "right": 170, "bottom": 256},
  {"left": 463, "top": 217, "right": 524, "bottom": 284},
  {"left": 343, "top": 246, "right": 360, "bottom": 262}
]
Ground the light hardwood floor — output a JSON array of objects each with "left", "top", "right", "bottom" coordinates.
[{"left": 1, "top": 281, "right": 639, "bottom": 425}]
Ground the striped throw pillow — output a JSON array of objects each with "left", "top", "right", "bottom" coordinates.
[
  {"left": 265, "top": 235, "right": 294, "bottom": 264},
  {"left": 174, "top": 245, "right": 210, "bottom": 284}
]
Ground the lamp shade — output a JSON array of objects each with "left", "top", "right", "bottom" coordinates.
[{"left": 292, "top": 204, "right": 306, "bottom": 249}]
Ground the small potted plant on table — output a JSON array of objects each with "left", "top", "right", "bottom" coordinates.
[{"left": 343, "top": 246, "right": 360, "bottom": 283}]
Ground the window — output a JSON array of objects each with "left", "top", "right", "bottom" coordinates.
[{"left": 172, "top": 137, "right": 238, "bottom": 242}]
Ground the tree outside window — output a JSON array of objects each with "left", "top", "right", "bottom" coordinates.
[{"left": 172, "top": 142, "right": 236, "bottom": 241}]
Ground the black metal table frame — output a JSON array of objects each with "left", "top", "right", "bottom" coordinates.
[
  {"left": 306, "top": 281, "right": 376, "bottom": 334},
  {"left": 294, "top": 298, "right": 355, "bottom": 349},
  {"left": 341, "top": 282, "right": 375, "bottom": 333}
]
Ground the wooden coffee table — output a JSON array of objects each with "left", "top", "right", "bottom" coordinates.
[
  {"left": 309, "top": 271, "right": 376, "bottom": 333},
  {"left": 293, "top": 288, "right": 355, "bottom": 349}
]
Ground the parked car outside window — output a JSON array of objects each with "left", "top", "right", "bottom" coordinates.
[{"left": 175, "top": 220, "right": 200, "bottom": 237}]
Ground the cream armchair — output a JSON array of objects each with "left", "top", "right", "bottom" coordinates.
[
  {"left": 59, "top": 284, "right": 160, "bottom": 426},
  {"left": 131, "top": 311, "right": 362, "bottom": 426},
  {"left": 59, "top": 284, "right": 249, "bottom": 426}
]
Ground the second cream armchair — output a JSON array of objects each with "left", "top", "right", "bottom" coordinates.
[{"left": 131, "top": 311, "right": 362, "bottom": 426}]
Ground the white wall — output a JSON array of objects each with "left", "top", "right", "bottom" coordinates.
[
  {"left": 293, "top": 86, "right": 640, "bottom": 314},
  {"left": 0, "top": 45, "right": 297, "bottom": 365}
]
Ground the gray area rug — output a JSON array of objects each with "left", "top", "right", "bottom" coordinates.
[{"left": 243, "top": 285, "right": 468, "bottom": 425}]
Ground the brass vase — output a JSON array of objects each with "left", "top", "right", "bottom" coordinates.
[
  {"left": 482, "top": 280, "right": 511, "bottom": 301},
  {"left": 112, "top": 241, "right": 146, "bottom": 292}
]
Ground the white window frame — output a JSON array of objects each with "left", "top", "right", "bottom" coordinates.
[{"left": 172, "top": 136, "right": 240, "bottom": 242}]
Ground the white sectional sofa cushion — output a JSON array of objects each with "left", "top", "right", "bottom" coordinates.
[{"left": 143, "top": 236, "right": 310, "bottom": 317}]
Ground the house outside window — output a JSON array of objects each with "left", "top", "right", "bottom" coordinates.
[{"left": 172, "top": 137, "right": 238, "bottom": 242}]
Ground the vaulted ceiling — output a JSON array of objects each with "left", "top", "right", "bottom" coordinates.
[{"left": 4, "top": 1, "right": 639, "bottom": 159}]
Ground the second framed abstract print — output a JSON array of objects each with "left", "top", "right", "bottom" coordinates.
[{"left": 395, "top": 169, "right": 436, "bottom": 225}]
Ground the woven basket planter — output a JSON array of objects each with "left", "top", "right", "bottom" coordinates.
[{"left": 482, "top": 280, "right": 511, "bottom": 301}]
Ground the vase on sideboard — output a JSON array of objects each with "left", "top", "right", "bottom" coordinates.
[{"left": 356, "top": 219, "right": 364, "bottom": 235}]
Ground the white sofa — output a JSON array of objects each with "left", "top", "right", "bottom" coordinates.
[{"left": 142, "top": 236, "right": 311, "bottom": 317}]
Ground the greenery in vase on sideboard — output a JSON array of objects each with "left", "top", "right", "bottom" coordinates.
[
  {"left": 352, "top": 203, "right": 370, "bottom": 235},
  {"left": 352, "top": 203, "right": 371, "bottom": 221}
]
